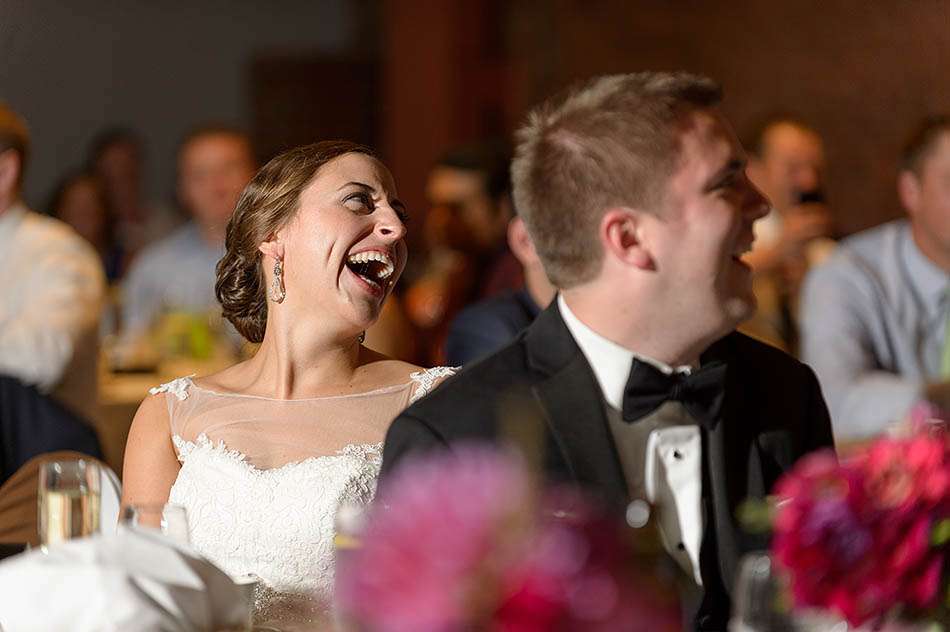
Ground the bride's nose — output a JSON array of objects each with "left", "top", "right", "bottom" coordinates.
[{"left": 375, "top": 208, "right": 407, "bottom": 242}]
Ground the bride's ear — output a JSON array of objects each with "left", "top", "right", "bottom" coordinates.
[{"left": 258, "top": 236, "right": 285, "bottom": 261}]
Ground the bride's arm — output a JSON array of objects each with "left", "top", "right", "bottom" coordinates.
[{"left": 120, "top": 393, "right": 181, "bottom": 510}]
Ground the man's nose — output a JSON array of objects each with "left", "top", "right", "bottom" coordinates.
[
  {"left": 797, "top": 167, "right": 820, "bottom": 193},
  {"left": 746, "top": 182, "right": 771, "bottom": 220}
]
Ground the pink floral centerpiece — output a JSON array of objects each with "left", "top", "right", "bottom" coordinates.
[
  {"left": 771, "top": 404, "right": 950, "bottom": 627},
  {"left": 335, "top": 445, "right": 681, "bottom": 631}
]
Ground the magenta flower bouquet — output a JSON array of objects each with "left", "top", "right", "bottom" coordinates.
[
  {"left": 335, "top": 445, "right": 681, "bottom": 632},
  {"left": 771, "top": 407, "right": 950, "bottom": 627}
]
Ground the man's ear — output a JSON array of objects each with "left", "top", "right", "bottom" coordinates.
[
  {"left": 601, "top": 207, "right": 654, "bottom": 271},
  {"left": 0, "top": 150, "right": 22, "bottom": 200},
  {"left": 507, "top": 216, "right": 539, "bottom": 267},
  {"left": 898, "top": 170, "right": 921, "bottom": 217}
]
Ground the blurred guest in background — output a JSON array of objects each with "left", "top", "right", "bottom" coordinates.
[
  {"left": 49, "top": 171, "right": 124, "bottom": 281},
  {"left": 404, "top": 141, "right": 515, "bottom": 363},
  {"left": 742, "top": 116, "right": 835, "bottom": 352},
  {"left": 0, "top": 103, "right": 105, "bottom": 424},
  {"left": 801, "top": 116, "right": 950, "bottom": 440},
  {"left": 88, "top": 128, "right": 180, "bottom": 263},
  {"left": 119, "top": 125, "right": 255, "bottom": 356},
  {"left": 445, "top": 214, "right": 555, "bottom": 365}
]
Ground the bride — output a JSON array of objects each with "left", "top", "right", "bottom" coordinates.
[{"left": 121, "top": 141, "right": 454, "bottom": 625}]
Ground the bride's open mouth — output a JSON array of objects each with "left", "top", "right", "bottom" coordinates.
[{"left": 344, "top": 250, "right": 396, "bottom": 296}]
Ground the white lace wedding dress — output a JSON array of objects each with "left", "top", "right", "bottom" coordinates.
[{"left": 149, "top": 367, "right": 455, "bottom": 626}]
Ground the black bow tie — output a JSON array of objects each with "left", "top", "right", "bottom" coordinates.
[{"left": 621, "top": 359, "right": 727, "bottom": 428}]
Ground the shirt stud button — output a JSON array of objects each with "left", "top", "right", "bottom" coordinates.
[
  {"left": 677, "top": 542, "right": 686, "bottom": 551},
  {"left": 673, "top": 450, "right": 684, "bottom": 459}
]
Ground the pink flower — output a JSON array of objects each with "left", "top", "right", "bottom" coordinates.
[
  {"left": 908, "top": 401, "right": 950, "bottom": 432},
  {"left": 905, "top": 554, "right": 943, "bottom": 608},
  {"left": 336, "top": 445, "right": 681, "bottom": 631},
  {"left": 862, "top": 432, "right": 950, "bottom": 513},
  {"left": 772, "top": 427, "right": 950, "bottom": 627}
]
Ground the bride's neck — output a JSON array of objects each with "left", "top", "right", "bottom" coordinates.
[{"left": 245, "top": 319, "right": 363, "bottom": 400}]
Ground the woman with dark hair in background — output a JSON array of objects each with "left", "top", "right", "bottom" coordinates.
[
  {"left": 120, "top": 141, "right": 454, "bottom": 626},
  {"left": 49, "top": 171, "right": 125, "bottom": 281},
  {"left": 87, "top": 127, "right": 180, "bottom": 260}
]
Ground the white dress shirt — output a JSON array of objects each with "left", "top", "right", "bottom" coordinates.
[
  {"left": 0, "top": 202, "right": 105, "bottom": 421},
  {"left": 558, "top": 295, "right": 704, "bottom": 584}
]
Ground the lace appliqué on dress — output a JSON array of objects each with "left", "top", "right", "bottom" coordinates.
[
  {"left": 148, "top": 375, "right": 195, "bottom": 401},
  {"left": 168, "top": 433, "right": 382, "bottom": 625},
  {"left": 408, "top": 366, "right": 457, "bottom": 403},
  {"left": 172, "top": 433, "right": 248, "bottom": 464}
]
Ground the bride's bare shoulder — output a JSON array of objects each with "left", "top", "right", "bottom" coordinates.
[
  {"left": 188, "top": 361, "right": 255, "bottom": 394},
  {"left": 358, "top": 348, "right": 424, "bottom": 383},
  {"left": 358, "top": 349, "right": 457, "bottom": 398}
]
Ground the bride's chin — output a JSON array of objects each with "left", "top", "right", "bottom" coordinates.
[{"left": 343, "top": 301, "right": 383, "bottom": 331}]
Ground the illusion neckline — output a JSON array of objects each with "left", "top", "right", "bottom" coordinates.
[{"left": 186, "top": 376, "right": 414, "bottom": 403}]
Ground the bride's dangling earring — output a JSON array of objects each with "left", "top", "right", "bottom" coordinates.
[
  {"left": 271, "top": 258, "right": 286, "bottom": 304},
  {"left": 358, "top": 331, "right": 366, "bottom": 344}
]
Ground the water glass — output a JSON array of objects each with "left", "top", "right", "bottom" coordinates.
[
  {"left": 730, "top": 552, "right": 795, "bottom": 632},
  {"left": 120, "top": 503, "right": 190, "bottom": 544},
  {"left": 37, "top": 459, "right": 101, "bottom": 547}
]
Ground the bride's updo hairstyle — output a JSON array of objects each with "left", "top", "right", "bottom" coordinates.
[{"left": 216, "top": 140, "right": 376, "bottom": 342}]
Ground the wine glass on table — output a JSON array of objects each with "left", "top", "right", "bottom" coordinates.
[
  {"left": 37, "top": 459, "right": 101, "bottom": 549},
  {"left": 120, "top": 503, "right": 190, "bottom": 545}
]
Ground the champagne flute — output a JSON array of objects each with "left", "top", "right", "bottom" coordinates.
[
  {"left": 37, "top": 459, "right": 101, "bottom": 548},
  {"left": 120, "top": 503, "right": 190, "bottom": 545}
]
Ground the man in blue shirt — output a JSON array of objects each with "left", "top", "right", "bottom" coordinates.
[
  {"left": 120, "top": 126, "right": 256, "bottom": 353},
  {"left": 800, "top": 116, "right": 950, "bottom": 440}
]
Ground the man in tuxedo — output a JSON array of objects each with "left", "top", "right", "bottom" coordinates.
[{"left": 381, "top": 72, "right": 834, "bottom": 630}]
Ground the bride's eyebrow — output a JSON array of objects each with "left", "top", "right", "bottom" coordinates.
[
  {"left": 337, "top": 181, "right": 374, "bottom": 193},
  {"left": 339, "top": 182, "right": 404, "bottom": 208}
]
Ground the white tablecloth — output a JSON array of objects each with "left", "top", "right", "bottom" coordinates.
[{"left": 0, "top": 528, "right": 250, "bottom": 631}]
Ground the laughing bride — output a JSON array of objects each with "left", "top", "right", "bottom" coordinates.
[{"left": 121, "top": 141, "right": 454, "bottom": 626}]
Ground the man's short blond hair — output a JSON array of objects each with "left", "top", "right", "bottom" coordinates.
[
  {"left": 510, "top": 72, "right": 722, "bottom": 288},
  {"left": 0, "top": 102, "right": 30, "bottom": 188}
]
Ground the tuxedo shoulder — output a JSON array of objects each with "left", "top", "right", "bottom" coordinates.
[
  {"left": 399, "top": 335, "right": 534, "bottom": 421},
  {"left": 710, "top": 332, "right": 817, "bottom": 392},
  {"left": 720, "top": 332, "right": 833, "bottom": 454},
  {"left": 717, "top": 331, "right": 812, "bottom": 375}
]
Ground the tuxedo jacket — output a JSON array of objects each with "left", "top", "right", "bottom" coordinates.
[{"left": 381, "top": 300, "right": 834, "bottom": 630}]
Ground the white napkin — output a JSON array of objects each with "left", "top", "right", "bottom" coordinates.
[{"left": 0, "top": 528, "right": 250, "bottom": 631}]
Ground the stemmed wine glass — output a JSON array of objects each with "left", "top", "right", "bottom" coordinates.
[{"left": 120, "top": 503, "right": 190, "bottom": 545}]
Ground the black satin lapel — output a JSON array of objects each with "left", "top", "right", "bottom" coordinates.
[
  {"left": 701, "top": 335, "right": 763, "bottom": 596},
  {"left": 523, "top": 298, "right": 578, "bottom": 374},
  {"left": 703, "top": 417, "right": 741, "bottom": 596},
  {"left": 533, "top": 354, "right": 628, "bottom": 512}
]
